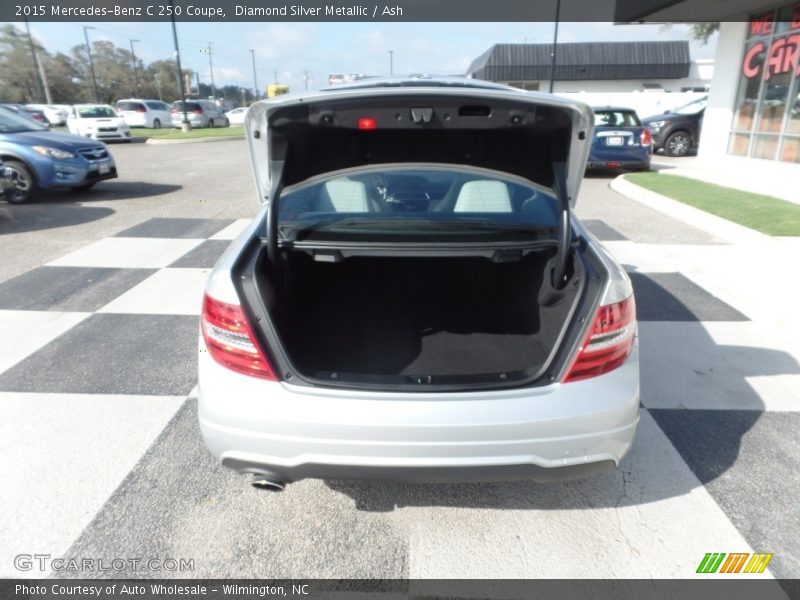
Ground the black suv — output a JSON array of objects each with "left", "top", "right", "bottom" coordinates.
[{"left": 641, "top": 97, "right": 706, "bottom": 157}]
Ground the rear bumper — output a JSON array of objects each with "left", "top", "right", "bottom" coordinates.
[{"left": 198, "top": 341, "right": 640, "bottom": 483}]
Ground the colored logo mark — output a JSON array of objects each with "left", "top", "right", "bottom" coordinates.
[{"left": 697, "top": 552, "right": 773, "bottom": 574}]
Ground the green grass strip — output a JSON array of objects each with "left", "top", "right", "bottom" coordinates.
[{"left": 625, "top": 172, "right": 800, "bottom": 236}]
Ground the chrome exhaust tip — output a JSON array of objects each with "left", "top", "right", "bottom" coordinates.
[{"left": 251, "top": 476, "right": 287, "bottom": 492}]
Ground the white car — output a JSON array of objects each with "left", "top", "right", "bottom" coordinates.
[
  {"left": 224, "top": 106, "right": 248, "bottom": 125},
  {"left": 67, "top": 105, "right": 131, "bottom": 142},
  {"left": 25, "top": 104, "right": 69, "bottom": 126},
  {"left": 197, "top": 78, "right": 640, "bottom": 491},
  {"left": 116, "top": 99, "right": 173, "bottom": 129}
]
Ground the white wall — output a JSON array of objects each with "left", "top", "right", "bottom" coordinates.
[{"left": 698, "top": 21, "right": 748, "bottom": 161}]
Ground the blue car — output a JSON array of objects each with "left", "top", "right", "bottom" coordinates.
[
  {"left": 0, "top": 106, "right": 117, "bottom": 204},
  {"left": 586, "top": 106, "right": 651, "bottom": 172}
]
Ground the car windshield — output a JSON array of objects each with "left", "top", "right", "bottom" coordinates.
[
  {"left": 277, "top": 166, "right": 560, "bottom": 242},
  {"left": 0, "top": 107, "right": 47, "bottom": 133},
  {"left": 674, "top": 98, "right": 707, "bottom": 115},
  {"left": 594, "top": 110, "right": 640, "bottom": 127},
  {"left": 77, "top": 106, "right": 117, "bottom": 118}
]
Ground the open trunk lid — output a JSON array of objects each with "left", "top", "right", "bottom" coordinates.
[
  {"left": 245, "top": 80, "right": 593, "bottom": 288},
  {"left": 245, "top": 81, "right": 593, "bottom": 210}
]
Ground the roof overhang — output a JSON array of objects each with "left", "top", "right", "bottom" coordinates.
[{"left": 615, "top": 0, "right": 784, "bottom": 22}]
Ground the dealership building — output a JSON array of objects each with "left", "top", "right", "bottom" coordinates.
[
  {"left": 466, "top": 41, "right": 712, "bottom": 93},
  {"left": 619, "top": 0, "right": 800, "bottom": 177}
]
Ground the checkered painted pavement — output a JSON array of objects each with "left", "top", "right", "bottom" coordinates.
[{"left": 0, "top": 216, "right": 798, "bottom": 581}]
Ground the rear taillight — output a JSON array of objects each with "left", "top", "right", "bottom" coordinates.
[
  {"left": 170, "top": 108, "right": 178, "bottom": 113},
  {"left": 641, "top": 129, "right": 652, "bottom": 146},
  {"left": 564, "top": 296, "right": 636, "bottom": 383},
  {"left": 201, "top": 293, "right": 277, "bottom": 380},
  {"left": 193, "top": 108, "right": 203, "bottom": 115},
  {"left": 136, "top": 107, "right": 146, "bottom": 113}
]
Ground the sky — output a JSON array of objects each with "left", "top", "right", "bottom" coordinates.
[{"left": 22, "top": 21, "right": 719, "bottom": 93}]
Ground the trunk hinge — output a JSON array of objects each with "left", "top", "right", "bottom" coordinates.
[
  {"left": 552, "top": 161, "right": 572, "bottom": 290},
  {"left": 265, "top": 130, "right": 289, "bottom": 279}
]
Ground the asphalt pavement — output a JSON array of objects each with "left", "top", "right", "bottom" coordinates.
[{"left": 0, "top": 142, "right": 797, "bottom": 582}]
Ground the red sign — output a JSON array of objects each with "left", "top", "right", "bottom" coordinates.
[
  {"left": 750, "top": 12, "right": 774, "bottom": 36},
  {"left": 742, "top": 33, "right": 800, "bottom": 79}
]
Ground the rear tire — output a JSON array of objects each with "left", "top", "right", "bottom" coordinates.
[
  {"left": 664, "top": 131, "right": 691, "bottom": 157},
  {"left": 223, "top": 118, "right": 230, "bottom": 127},
  {"left": 152, "top": 119, "right": 161, "bottom": 129},
  {"left": 4, "top": 160, "right": 37, "bottom": 204}
]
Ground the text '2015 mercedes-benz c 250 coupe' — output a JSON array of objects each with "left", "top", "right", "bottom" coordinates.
[{"left": 198, "top": 78, "right": 639, "bottom": 491}]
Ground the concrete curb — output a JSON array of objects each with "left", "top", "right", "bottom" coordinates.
[
  {"left": 610, "top": 175, "right": 771, "bottom": 245},
  {"left": 145, "top": 135, "right": 244, "bottom": 145}
]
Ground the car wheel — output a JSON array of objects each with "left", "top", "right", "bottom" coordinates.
[
  {"left": 208, "top": 119, "right": 214, "bottom": 128},
  {"left": 223, "top": 118, "right": 230, "bottom": 127},
  {"left": 153, "top": 119, "right": 161, "bottom": 129},
  {"left": 4, "top": 160, "right": 37, "bottom": 204},
  {"left": 664, "top": 131, "right": 691, "bottom": 157}
]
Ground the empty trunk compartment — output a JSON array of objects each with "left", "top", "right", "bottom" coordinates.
[{"left": 262, "top": 250, "right": 582, "bottom": 385}]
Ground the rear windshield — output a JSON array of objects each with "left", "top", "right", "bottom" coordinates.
[
  {"left": 277, "top": 167, "right": 560, "bottom": 242},
  {"left": 172, "top": 102, "right": 201, "bottom": 111},
  {"left": 593, "top": 110, "right": 640, "bottom": 127},
  {"left": 117, "top": 101, "right": 145, "bottom": 111}
]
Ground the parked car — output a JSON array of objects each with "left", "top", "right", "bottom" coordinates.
[
  {"left": 197, "top": 79, "right": 640, "bottom": 491},
  {"left": 0, "top": 105, "right": 117, "bottom": 203},
  {"left": 1, "top": 104, "right": 49, "bottom": 126},
  {"left": 67, "top": 104, "right": 131, "bottom": 142},
  {"left": 26, "top": 104, "right": 69, "bottom": 126},
  {"left": 586, "top": 106, "right": 651, "bottom": 171},
  {"left": 642, "top": 96, "right": 707, "bottom": 157},
  {"left": 224, "top": 106, "right": 248, "bottom": 125},
  {"left": 170, "top": 100, "right": 229, "bottom": 128},
  {"left": 116, "top": 99, "right": 173, "bottom": 129}
]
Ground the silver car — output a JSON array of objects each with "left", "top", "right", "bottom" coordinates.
[
  {"left": 170, "top": 100, "right": 229, "bottom": 128},
  {"left": 198, "top": 78, "right": 639, "bottom": 490}
]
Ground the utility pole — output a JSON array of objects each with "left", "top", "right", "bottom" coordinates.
[
  {"left": 249, "top": 49, "right": 258, "bottom": 100},
  {"left": 389, "top": 50, "right": 394, "bottom": 76},
  {"left": 130, "top": 39, "right": 141, "bottom": 90},
  {"left": 35, "top": 51, "right": 52, "bottom": 104},
  {"left": 548, "top": 0, "right": 561, "bottom": 94},
  {"left": 168, "top": 0, "right": 190, "bottom": 131},
  {"left": 83, "top": 26, "right": 99, "bottom": 102},
  {"left": 203, "top": 42, "right": 216, "bottom": 100},
  {"left": 155, "top": 75, "right": 162, "bottom": 101},
  {"left": 195, "top": 72, "right": 201, "bottom": 97},
  {"left": 304, "top": 70, "right": 309, "bottom": 90},
  {"left": 273, "top": 70, "right": 278, "bottom": 85},
  {"left": 23, "top": 17, "right": 46, "bottom": 103}
]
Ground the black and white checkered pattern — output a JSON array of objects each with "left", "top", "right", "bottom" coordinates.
[{"left": 0, "top": 217, "right": 797, "bottom": 580}]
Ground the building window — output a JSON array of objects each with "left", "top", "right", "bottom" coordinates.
[{"left": 729, "top": 2, "right": 800, "bottom": 163}]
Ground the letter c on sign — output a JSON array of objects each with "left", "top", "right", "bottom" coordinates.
[{"left": 743, "top": 42, "right": 766, "bottom": 78}]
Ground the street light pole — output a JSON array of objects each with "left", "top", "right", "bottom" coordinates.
[
  {"left": 83, "top": 26, "right": 99, "bottom": 102},
  {"left": 130, "top": 39, "right": 141, "bottom": 90},
  {"left": 249, "top": 49, "right": 258, "bottom": 100},
  {"left": 389, "top": 50, "right": 394, "bottom": 76},
  {"left": 168, "top": 0, "right": 190, "bottom": 131},
  {"left": 548, "top": 0, "right": 561, "bottom": 94}
]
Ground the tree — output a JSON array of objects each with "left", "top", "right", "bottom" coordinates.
[
  {"left": 690, "top": 23, "right": 720, "bottom": 45},
  {"left": 71, "top": 40, "right": 139, "bottom": 103},
  {"left": 0, "top": 24, "right": 43, "bottom": 102}
]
